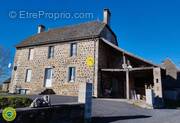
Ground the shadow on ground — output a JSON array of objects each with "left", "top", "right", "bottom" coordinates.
[{"left": 92, "top": 115, "right": 151, "bottom": 123}]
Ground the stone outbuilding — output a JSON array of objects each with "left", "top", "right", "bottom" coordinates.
[{"left": 2, "top": 78, "right": 11, "bottom": 92}]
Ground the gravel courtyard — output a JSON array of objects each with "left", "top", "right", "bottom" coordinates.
[{"left": 28, "top": 95, "right": 180, "bottom": 123}]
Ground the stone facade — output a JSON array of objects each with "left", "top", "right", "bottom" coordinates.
[
  {"left": 162, "top": 59, "right": 180, "bottom": 89},
  {"left": 10, "top": 39, "right": 99, "bottom": 96},
  {"left": 163, "top": 59, "right": 178, "bottom": 80},
  {"left": 2, "top": 78, "right": 10, "bottom": 92},
  {"left": 2, "top": 83, "right": 9, "bottom": 92}
]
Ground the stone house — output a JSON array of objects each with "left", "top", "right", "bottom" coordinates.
[
  {"left": 9, "top": 9, "right": 180, "bottom": 100},
  {"left": 2, "top": 78, "right": 11, "bottom": 92},
  {"left": 161, "top": 59, "right": 180, "bottom": 100}
]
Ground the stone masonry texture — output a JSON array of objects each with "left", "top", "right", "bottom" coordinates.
[{"left": 10, "top": 38, "right": 99, "bottom": 96}]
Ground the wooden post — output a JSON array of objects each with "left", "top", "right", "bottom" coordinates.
[
  {"left": 122, "top": 53, "right": 127, "bottom": 69},
  {"left": 123, "top": 53, "right": 130, "bottom": 99},
  {"left": 126, "top": 69, "right": 130, "bottom": 99}
]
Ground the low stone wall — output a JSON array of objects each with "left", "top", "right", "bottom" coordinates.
[{"left": 0, "top": 103, "right": 84, "bottom": 123}]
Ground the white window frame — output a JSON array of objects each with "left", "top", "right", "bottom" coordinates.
[
  {"left": 48, "top": 46, "right": 54, "bottom": 59},
  {"left": 44, "top": 68, "right": 53, "bottom": 87},
  {"left": 25, "top": 69, "right": 32, "bottom": 82},
  {"left": 28, "top": 48, "right": 34, "bottom": 60},
  {"left": 70, "top": 43, "right": 77, "bottom": 57},
  {"left": 18, "top": 89, "right": 30, "bottom": 95},
  {"left": 68, "top": 67, "right": 76, "bottom": 82}
]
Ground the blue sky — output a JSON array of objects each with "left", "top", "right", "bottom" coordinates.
[{"left": 0, "top": 0, "right": 180, "bottom": 68}]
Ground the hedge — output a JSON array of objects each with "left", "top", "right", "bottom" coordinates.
[{"left": 0, "top": 96, "right": 33, "bottom": 109}]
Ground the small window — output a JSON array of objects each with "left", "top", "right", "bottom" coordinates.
[
  {"left": 19, "top": 89, "right": 29, "bottom": 95},
  {"left": 48, "top": 46, "right": 54, "bottom": 59},
  {"left": 68, "top": 67, "right": 75, "bottom": 82},
  {"left": 70, "top": 43, "right": 77, "bottom": 57},
  {"left": 20, "top": 89, "right": 26, "bottom": 94},
  {"left": 28, "top": 48, "right": 34, "bottom": 60},
  {"left": 25, "top": 69, "right": 32, "bottom": 82},
  {"left": 156, "top": 79, "right": 159, "bottom": 83}
]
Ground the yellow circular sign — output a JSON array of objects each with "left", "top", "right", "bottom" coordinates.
[
  {"left": 86, "top": 56, "right": 94, "bottom": 67},
  {"left": 2, "top": 107, "right": 16, "bottom": 122}
]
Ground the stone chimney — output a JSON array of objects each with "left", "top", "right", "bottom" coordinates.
[
  {"left": 103, "top": 8, "right": 111, "bottom": 26},
  {"left": 38, "top": 25, "right": 45, "bottom": 33}
]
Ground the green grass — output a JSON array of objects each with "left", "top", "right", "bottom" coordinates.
[{"left": 0, "top": 96, "right": 33, "bottom": 109}]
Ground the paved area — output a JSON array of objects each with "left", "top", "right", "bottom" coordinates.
[
  {"left": 28, "top": 95, "right": 180, "bottom": 123},
  {"left": 92, "top": 99, "right": 180, "bottom": 123}
]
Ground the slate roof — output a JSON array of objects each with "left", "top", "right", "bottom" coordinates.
[{"left": 16, "top": 21, "right": 107, "bottom": 48}]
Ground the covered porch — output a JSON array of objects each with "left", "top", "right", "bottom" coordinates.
[{"left": 100, "top": 67, "right": 163, "bottom": 100}]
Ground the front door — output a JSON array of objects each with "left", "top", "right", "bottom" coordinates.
[{"left": 44, "top": 68, "right": 53, "bottom": 87}]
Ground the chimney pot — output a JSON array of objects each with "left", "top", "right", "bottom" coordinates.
[
  {"left": 38, "top": 25, "right": 45, "bottom": 33},
  {"left": 103, "top": 8, "right": 111, "bottom": 26}
]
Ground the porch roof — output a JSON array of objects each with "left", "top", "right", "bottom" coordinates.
[{"left": 101, "top": 38, "right": 165, "bottom": 69}]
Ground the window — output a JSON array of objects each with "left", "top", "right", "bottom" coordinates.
[
  {"left": 25, "top": 69, "right": 32, "bottom": 82},
  {"left": 156, "top": 79, "right": 159, "bottom": 83},
  {"left": 45, "top": 68, "right": 53, "bottom": 80},
  {"left": 68, "top": 67, "right": 75, "bottom": 82},
  {"left": 48, "top": 46, "right": 54, "bottom": 59},
  {"left": 70, "top": 43, "right": 77, "bottom": 57},
  {"left": 18, "top": 89, "right": 30, "bottom": 95},
  {"left": 20, "top": 89, "right": 26, "bottom": 94},
  {"left": 44, "top": 68, "right": 53, "bottom": 87},
  {"left": 28, "top": 48, "right": 34, "bottom": 60}
]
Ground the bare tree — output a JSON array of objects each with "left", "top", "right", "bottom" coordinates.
[{"left": 0, "top": 45, "right": 11, "bottom": 82}]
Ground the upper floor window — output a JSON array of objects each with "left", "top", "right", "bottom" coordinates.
[
  {"left": 70, "top": 43, "right": 77, "bottom": 57},
  {"left": 68, "top": 67, "right": 75, "bottom": 82},
  {"left": 25, "top": 69, "right": 32, "bottom": 82},
  {"left": 28, "top": 48, "right": 34, "bottom": 60},
  {"left": 48, "top": 46, "right": 54, "bottom": 59}
]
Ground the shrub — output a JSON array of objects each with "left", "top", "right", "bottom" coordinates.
[{"left": 0, "top": 96, "right": 33, "bottom": 109}]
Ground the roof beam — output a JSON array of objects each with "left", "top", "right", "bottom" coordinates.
[{"left": 101, "top": 67, "right": 156, "bottom": 72}]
